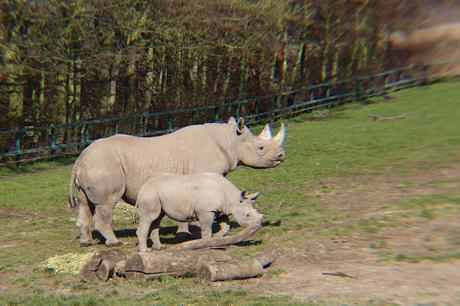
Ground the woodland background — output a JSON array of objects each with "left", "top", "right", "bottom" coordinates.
[{"left": 0, "top": 0, "right": 436, "bottom": 131}]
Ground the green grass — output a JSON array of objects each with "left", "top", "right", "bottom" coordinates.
[{"left": 1, "top": 81, "right": 460, "bottom": 304}]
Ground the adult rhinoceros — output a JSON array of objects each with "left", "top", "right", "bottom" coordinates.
[{"left": 68, "top": 117, "right": 285, "bottom": 246}]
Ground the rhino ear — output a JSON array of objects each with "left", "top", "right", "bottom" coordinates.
[
  {"left": 237, "top": 117, "right": 245, "bottom": 130},
  {"left": 258, "top": 124, "right": 272, "bottom": 140},
  {"left": 247, "top": 192, "right": 260, "bottom": 201},
  {"left": 228, "top": 117, "right": 237, "bottom": 125},
  {"left": 240, "top": 190, "right": 248, "bottom": 201}
]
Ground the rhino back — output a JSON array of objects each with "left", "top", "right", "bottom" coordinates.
[{"left": 152, "top": 173, "right": 241, "bottom": 215}]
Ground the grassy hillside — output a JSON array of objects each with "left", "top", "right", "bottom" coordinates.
[{"left": 0, "top": 81, "right": 459, "bottom": 305}]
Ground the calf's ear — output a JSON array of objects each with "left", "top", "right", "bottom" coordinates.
[
  {"left": 246, "top": 192, "right": 260, "bottom": 201},
  {"left": 240, "top": 190, "right": 248, "bottom": 200}
]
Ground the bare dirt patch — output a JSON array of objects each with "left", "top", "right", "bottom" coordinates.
[
  {"left": 215, "top": 161, "right": 460, "bottom": 304},
  {"left": 0, "top": 207, "right": 43, "bottom": 219}
]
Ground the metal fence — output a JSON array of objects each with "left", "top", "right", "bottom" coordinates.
[{"left": 1, "top": 62, "right": 458, "bottom": 166}]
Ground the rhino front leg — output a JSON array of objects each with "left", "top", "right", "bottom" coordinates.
[
  {"left": 76, "top": 190, "right": 95, "bottom": 247},
  {"left": 197, "top": 212, "right": 215, "bottom": 240},
  {"left": 94, "top": 202, "right": 122, "bottom": 247},
  {"left": 214, "top": 215, "right": 230, "bottom": 238},
  {"left": 214, "top": 222, "right": 230, "bottom": 238},
  {"left": 176, "top": 222, "right": 191, "bottom": 236}
]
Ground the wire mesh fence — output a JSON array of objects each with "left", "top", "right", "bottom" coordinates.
[{"left": 0, "top": 62, "right": 458, "bottom": 166}]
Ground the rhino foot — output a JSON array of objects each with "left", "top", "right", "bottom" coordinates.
[
  {"left": 105, "top": 239, "right": 123, "bottom": 247},
  {"left": 151, "top": 243, "right": 165, "bottom": 250},
  {"left": 80, "top": 239, "right": 96, "bottom": 247}
]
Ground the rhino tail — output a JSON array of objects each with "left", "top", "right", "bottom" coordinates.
[{"left": 68, "top": 159, "right": 80, "bottom": 208}]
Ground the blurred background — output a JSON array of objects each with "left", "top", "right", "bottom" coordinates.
[{"left": 1, "top": 0, "right": 458, "bottom": 131}]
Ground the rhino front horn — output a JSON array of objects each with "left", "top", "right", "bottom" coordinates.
[{"left": 273, "top": 123, "right": 286, "bottom": 146}]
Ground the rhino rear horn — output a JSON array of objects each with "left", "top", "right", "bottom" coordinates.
[
  {"left": 258, "top": 124, "right": 272, "bottom": 140},
  {"left": 273, "top": 123, "right": 286, "bottom": 146}
]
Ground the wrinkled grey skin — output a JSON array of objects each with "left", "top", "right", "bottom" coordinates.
[
  {"left": 69, "top": 117, "right": 285, "bottom": 246},
  {"left": 136, "top": 173, "right": 263, "bottom": 252}
]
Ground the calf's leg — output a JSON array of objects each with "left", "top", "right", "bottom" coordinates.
[
  {"left": 149, "top": 211, "right": 165, "bottom": 250},
  {"left": 197, "top": 212, "right": 215, "bottom": 239},
  {"left": 136, "top": 195, "right": 164, "bottom": 252}
]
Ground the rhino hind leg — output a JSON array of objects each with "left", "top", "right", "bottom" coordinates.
[
  {"left": 94, "top": 201, "right": 122, "bottom": 247},
  {"left": 76, "top": 190, "right": 95, "bottom": 247},
  {"left": 136, "top": 198, "right": 164, "bottom": 252},
  {"left": 149, "top": 211, "right": 166, "bottom": 250}
]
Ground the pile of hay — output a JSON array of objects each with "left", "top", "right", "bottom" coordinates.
[
  {"left": 114, "top": 202, "right": 138, "bottom": 223},
  {"left": 42, "top": 252, "right": 95, "bottom": 275}
]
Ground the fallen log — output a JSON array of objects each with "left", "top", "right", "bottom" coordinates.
[
  {"left": 80, "top": 224, "right": 276, "bottom": 283},
  {"left": 197, "top": 249, "right": 278, "bottom": 282},
  {"left": 123, "top": 249, "right": 233, "bottom": 280}
]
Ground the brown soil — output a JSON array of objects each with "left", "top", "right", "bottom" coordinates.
[{"left": 214, "top": 162, "right": 460, "bottom": 305}]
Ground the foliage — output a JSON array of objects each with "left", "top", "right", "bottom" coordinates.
[{"left": 0, "top": 0, "right": 418, "bottom": 131}]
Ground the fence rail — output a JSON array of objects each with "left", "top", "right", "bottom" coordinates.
[{"left": 1, "top": 61, "right": 459, "bottom": 166}]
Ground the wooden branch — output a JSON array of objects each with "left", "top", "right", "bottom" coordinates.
[{"left": 169, "top": 224, "right": 261, "bottom": 251}]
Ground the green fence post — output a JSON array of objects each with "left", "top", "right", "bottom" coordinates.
[
  {"left": 191, "top": 110, "right": 197, "bottom": 124},
  {"left": 272, "top": 95, "right": 279, "bottom": 121},
  {"left": 83, "top": 124, "right": 89, "bottom": 147},
  {"left": 142, "top": 116, "right": 147, "bottom": 135},
  {"left": 234, "top": 104, "right": 240, "bottom": 119},
  {"left": 214, "top": 105, "right": 220, "bottom": 122},
  {"left": 167, "top": 114, "right": 173, "bottom": 131},
  {"left": 255, "top": 100, "right": 260, "bottom": 123},
  {"left": 114, "top": 120, "right": 119, "bottom": 134},
  {"left": 15, "top": 128, "right": 23, "bottom": 166},
  {"left": 50, "top": 126, "right": 56, "bottom": 159},
  {"left": 355, "top": 78, "right": 365, "bottom": 104},
  {"left": 326, "top": 86, "right": 332, "bottom": 108}
]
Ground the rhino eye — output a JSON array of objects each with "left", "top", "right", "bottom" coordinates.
[{"left": 258, "top": 146, "right": 264, "bottom": 150}]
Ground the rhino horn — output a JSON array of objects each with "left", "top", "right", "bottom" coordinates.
[
  {"left": 273, "top": 123, "right": 286, "bottom": 146},
  {"left": 258, "top": 124, "right": 272, "bottom": 140}
]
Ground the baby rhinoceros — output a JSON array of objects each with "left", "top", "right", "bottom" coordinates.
[{"left": 136, "top": 173, "right": 263, "bottom": 252}]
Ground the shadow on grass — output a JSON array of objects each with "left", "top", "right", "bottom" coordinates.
[{"left": 91, "top": 218, "right": 282, "bottom": 245}]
